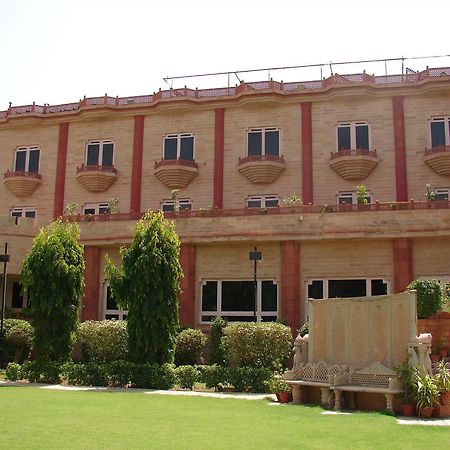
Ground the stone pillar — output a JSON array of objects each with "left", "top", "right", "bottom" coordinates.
[
  {"left": 213, "top": 108, "right": 225, "bottom": 209},
  {"left": 392, "top": 96, "right": 408, "bottom": 202},
  {"left": 281, "top": 241, "right": 301, "bottom": 333},
  {"left": 53, "top": 122, "right": 69, "bottom": 218},
  {"left": 82, "top": 246, "right": 100, "bottom": 321},
  {"left": 301, "top": 102, "right": 313, "bottom": 205},
  {"left": 130, "top": 115, "right": 145, "bottom": 213},
  {"left": 393, "top": 238, "right": 413, "bottom": 293},
  {"left": 179, "top": 244, "right": 196, "bottom": 327}
]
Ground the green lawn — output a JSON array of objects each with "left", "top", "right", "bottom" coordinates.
[{"left": 0, "top": 386, "right": 448, "bottom": 449}]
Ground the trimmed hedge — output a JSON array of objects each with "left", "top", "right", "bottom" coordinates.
[
  {"left": 408, "top": 279, "right": 443, "bottom": 319},
  {"left": 78, "top": 320, "right": 128, "bottom": 363},
  {"left": 174, "top": 328, "right": 206, "bottom": 366},
  {"left": 208, "top": 317, "right": 227, "bottom": 365},
  {"left": 175, "top": 365, "right": 200, "bottom": 390},
  {"left": 0, "top": 319, "right": 34, "bottom": 368},
  {"left": 222, "top": 322, "right": 292, "bottom": 370}
]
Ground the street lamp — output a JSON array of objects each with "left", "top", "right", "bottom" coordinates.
[
  {"left": 0, "top": 242, "right": 10, "bottom": 336},
  {"left": 249, "top": 247, "right": 262, "bottom": 322}
]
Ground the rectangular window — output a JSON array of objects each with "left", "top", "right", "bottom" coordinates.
[
  {"left": 14, "top": 146, "right": 40, "bottom": 173},
  {"left": 434, "top": 188, "right": 450, "bottom": 201},
  {"left": 161, "top": 199, "right": 192, "bottom": 212},
  {"left": 163, "top": 134, "right": 195, "bottom": 160},
  {"left": 200, "top": 280, "right": 278, "bottom": 323},
  {"left": 104, "top": 285, "right": 128, "bottom": 320},
  {"left": 83, "top": 203, "right": 109, "bottom": 215},
  {"left": 11, "top": 207, "right": 36, "bottom": 219},
  {"left": 247, "top": 128, "right": 280, "bottom": 157},
  {"left": 430, "top": 118, "right": 448, "bottom": 148},
  {"left": 337, "top": 191, "right": 372, "bottom": 205},
  {"left": 337, "top": 122, "right": 370, "bottom": 151},
  {"left": 86, "top": 140, "right": 114, "bottom": 166},
  {"left": 246, "top": 195, "right": 279, "bottom": 208},
  {"left": 11, "top": 282, "right": 24, "bottom": 309}
]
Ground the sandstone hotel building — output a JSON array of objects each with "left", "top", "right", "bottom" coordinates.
[{"left": 2, "top": 66, "right": 450, "bottom": 332}]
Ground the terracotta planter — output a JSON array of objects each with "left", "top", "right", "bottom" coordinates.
[
  {"left": 440, "top": 391, "right": 450, "bottom": 405},
  {"left": 419, "top": 406, "right": 434, "bottom": 418},
  {"left": 276, "top": 392, "right": 292, "bottom": 403},
  {"left": 401, "top": 403, "right": 416, "bottom": 417}
]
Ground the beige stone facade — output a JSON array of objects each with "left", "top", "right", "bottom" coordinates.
[{"left": 2, "top": 68, "right": 450, "bottom": 330}]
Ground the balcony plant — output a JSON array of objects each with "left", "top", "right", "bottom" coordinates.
[
  {"left": 356, "top": 185, "right": 368, "bottom": 204},
  {"left": 394, "top": 360, "right": 417, "bottom": 416},
  {"left": 435, "top": 359, "right": 450, "bottom": 405},
  {"left": 266, "top": 374, "right": 292, "bottom": 403},
  {"left": 414, "top": 371, "right": 440, "bottom": 418}
]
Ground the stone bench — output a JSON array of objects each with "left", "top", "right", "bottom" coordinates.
[
  {"left": 284, "top": 361, "right": 347, "bottom": 407},
  {"left": 331, "top": 362, "right": 403, "bottom": 413}
]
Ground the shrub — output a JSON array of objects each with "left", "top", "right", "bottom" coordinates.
[
  {"left": 175, "top": 365, "right": 200, "bottom": 390},
  {"left": 21, "top": 360, "right": 64, "bottom": 384},
  {"left": 129, "top": 363, "right": 176, "bottom": 389},
  {"left": 222, "top": 322, "right": 292, "bottom": 370},
  {"left": 226, "top": 366, "right": 272, "bottom": 393},
  {"left": 298, "top": 321, "right": 309, "bottom": 337},
  {"left": 208, "top": 317, "right": 227, "bottom": 365},
  {"left": 0, "top": 319, "right": 34, "bottom": 367},
  {"left": 175, "top": 328, "right": 206, "bottom": 366},
  {"left": 407, "top": 279, "right": 443, "bottom": 319},
  {"left": 107, "top": 360, "right": 132, "bottom": 387},
  {"left": 197, "top": 364, "right": 226, "bottom": 390},
  {"left": 65, "top": 362, "right": 108, "bottom": 386},
  {"left": 78, "top": 320, "right": 128, "bottom": 363},
  {"left": 5, "top": 362, "right": 22, "bottom": 381}
]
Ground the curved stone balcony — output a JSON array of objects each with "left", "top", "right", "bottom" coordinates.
[
  {"left": 3, "top": 171, "right": 42, "bottom": 197},
  {"left": 424, "top": 146, "right": 450, "bottom": 176},
  {"left": 238, "top": 155, "right": 285, "bottom": 184},
  {"left": 154, "top": 159, "right": 199, "bottom": 189},
  {"left": 76, "top": 164, "right": 118, "bottom": 193},
  {"left": 329, "top": 149, "right": 378, "bottom": 180}
]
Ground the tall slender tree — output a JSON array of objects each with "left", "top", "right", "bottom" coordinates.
[
  {"left": 21, "top": 220, "right": 84, "bottom": 361},
  {"left": 105, "top": 211, "right": 182, "bottom": 364}
]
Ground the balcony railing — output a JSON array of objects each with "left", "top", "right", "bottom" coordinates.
[
  {"left": 154, "top": 159, "right": 198, "bottom": 169},
  {"left": 2, "top": 67, "right": 449, "bottom": 120},
  {"left": 238, "top": 154, "right": 285, "bottom": 165},
  {"left": 62, "top": 199, "right": 450, "bottom": 222},
  {"left": 4, "top": 170, "right": 42, "bottom": 179},
  {"left": 330, "top": 149, "right": 377, "bottom": 160},
  {"left": 76, "top": 164, "right": 117, "bottom": 174}
]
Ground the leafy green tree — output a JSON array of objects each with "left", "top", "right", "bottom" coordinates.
[
  {"left": 105, "top": 211, "right": 182, "bottom": 364},
  {"left": 21, "top": 220, "right": 84, "bottom": 361}
]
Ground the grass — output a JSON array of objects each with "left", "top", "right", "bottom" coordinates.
[{"left": 0, "top": 386, "right": 449, "bottom": 449}]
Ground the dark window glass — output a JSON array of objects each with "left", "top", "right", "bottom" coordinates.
[
  {"left": 431, "top": 121, "right": 446, "bottom": 148},
  {"left": 329, "top": 279, "right": 366, "bottom": 298},
  {"left": 202, "top": 281, "right": 218, "bottom": 312},
  {"left": 201, "top": 315, "right": 215, "bottom": 322},
  {"left": 337, "top": 127, "right": 351, "bottom": 150},
  {"left": 102, "top": 143, "right": 114, "bottom": 166},
  {"left": 371, "top": 279, "right": 388, "bottom": 296},
  {"left": 162, "top": 203, "right": 174, "bottom": 212},
  {"left": 11, "top": 210, "right": 23, "bottom": 218},
  {"left": 12, "top": 282, "right": 23, "bottom": 308},
  {"left": 265, "top": 198, "right": 279, "bottom": 207},
  {"left": 338, "top": 195, "right": 353, "bottom": 205},
  {"left": 356, "top": 125, "right": 369, "bottom": 150},
  {"left": 99, "top": 206, "right": 109, "bottom": 214},
  {"left": 265, "top": 130, "right": 279, "bottom": 156},
  {"left": 262, "top": 281, "right": 277, "bottom": 311},
  {"left": 105, "top": 314, "right": 119, "bottom": 320},
  {"left": 15, "top": 151, "right": 26, "bottom": 171},
  {"left": 222, "top": 281, "right": 254, "bottom": 311},
  {"left": 28, "top": 149, "right": 40, "bottom": 173},
  {"left": 164, "top": 138, "right": 178, "bottom": 160},
  {"left": 180, "top": 136, "right": 194, "bottom": 160},
  {"left": 308, "top": 280, "right": 324, "bottom": 299},
  {"left": 25, "top": 211, "right": 36, "bottom": 218},
  {"left": 106, "top": 286, "right": 118, "bottom": 310},
  {"left": 84, "top": 208, "right": 96, "bottom": 215},
  {"left": 179, "top": 202, "right": 192, "bottom": 210},
  {"left": 247, "top": 199, "right": 262, "bottom": 208},
  {"left": 122, "top": 315, "right": 127, "bottom": 320},
  {"left": 435, "top": 191, "right": 449, "bottom": 201},
  {"left": 87, "top": 144, "right": 100, "bottom": 165},
  {"left": 261, "top": 316, "right": 278, "bottom": 322},
  {"left": 223, "top": 316, "right": 254, "bottom": 322},
  {"left": 248, "top": 132, "right": 262, "bottom": 156}
]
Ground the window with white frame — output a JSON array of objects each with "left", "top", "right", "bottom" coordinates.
[
  {"left": 434, "top": 188, "right": 450, "bottom": 201},
  {"left": 104, "top": 284, "right": 128, "bottom": 320},
  {"left": 163, "top": 133, "right": 194, "bottom": 160},
  {"left": 161, "top": 199, "right": 192, "bottom": 212},
  {"left": 11, "top": 281, "right": 30, "bottom": 309},
  {"left": 337, "top": 191, "right": 372, "bottom": 205},
  {"left": 247, "top": 127, "right": 280, "bottom": 157},
  {"left": 200, "top": 280, "right": 278, "bottom": 323},
  {"left": 430, "top": 117, "right": 450, "bottom": 148},
  {"left": 86, "top": 140, "right": 114, "bottom": 166},
  {"left": 337, "top": 122, "right": 370, "bottom": 151},
  {"left": 83, "top": 203, "right": 109, "bottom": 215},
  {"left": 246, "top": 195, "right": 279, "bottom": 208},
  {"left": 10, "top": 207, "right": 36, "bottom": 219},
  {"left": 14, "top": 146, "right": 40, "bottom": 173}
]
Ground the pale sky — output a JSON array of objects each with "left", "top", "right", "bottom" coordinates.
[{"left": 1, "top": 0, "right": 450, "bottom": 109}]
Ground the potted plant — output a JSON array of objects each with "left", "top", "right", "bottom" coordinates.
[
  {"left": 414, "top": 371, "right": 440, "bottom": 418},
  {"left": 435, "top": 359, "right": 450, "bottom": 406},
  {"left": 395, "top": 360, "right": 417, "bottom": 416},
  {"left": 266, "top": 375, "right": 292, "bottom": 403}
]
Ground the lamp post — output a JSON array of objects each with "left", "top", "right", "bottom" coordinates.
[
  {"left": 249, "top": 247, "right": 262, "bottom": 322},
  {"left": 0, "top": 242, "right": 10, "bottom": 336}
]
